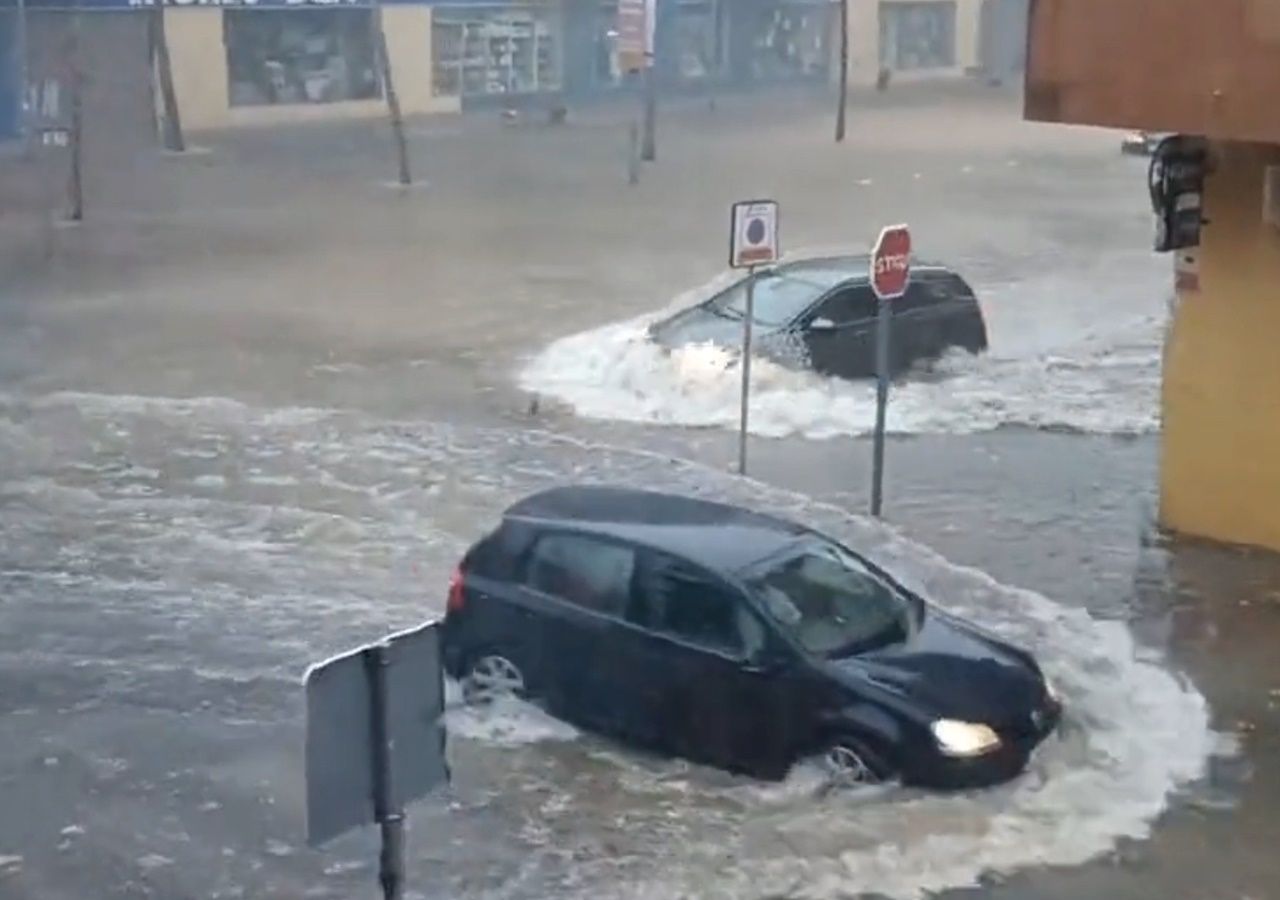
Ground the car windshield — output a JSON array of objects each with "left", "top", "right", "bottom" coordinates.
[
  {"left": 747, "top": 541, "right": 912, "bottom": 657},
  {"left": 709, "top": 273, "right": 823, "bottom": 327}
]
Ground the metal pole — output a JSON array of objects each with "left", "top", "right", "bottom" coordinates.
[
  {"left": 366, "top": 646, "right": 405, "bottom": 900},
  {"left": 150, "top": 6, "right": 185, "bottom": 153},
  {"left": 835, "top": 0, "right": 849, "bottom": 142},
  {"left": 627, "top": 119, "right": 640, "bottom": 185},
  {"left": 374, "top": 3, "right": 412, "bottom": 187},
  {"left": 641, "top": 56, "right": 656, "bottom": 162},
  {"left": 870, "top": 301, "right": 891, "bottom": 516},
  {"left": 737, "top": 267, "right": 755, "bottom": 476},
  {"left": 67, "top": 9, "right": 84, "bottom": 223},
  {"left": 16, "top": 0, "right": 28, "bottom": 148}
]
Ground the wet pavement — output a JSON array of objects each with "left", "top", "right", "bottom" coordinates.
[{"left": 1, "top": 85, "right": 1278, "bottom": 900}]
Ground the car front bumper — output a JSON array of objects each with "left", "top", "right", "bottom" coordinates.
[{"left": 910, "top": 700, "right": 1063, "bottom": 790}]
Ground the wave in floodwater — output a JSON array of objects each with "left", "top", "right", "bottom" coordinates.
[
  {"left": 0, "top": 389, "right": 1214, "bottom": 900},
  {"left": 520, "top": 256, "right": 1168, "bottom": 439}
]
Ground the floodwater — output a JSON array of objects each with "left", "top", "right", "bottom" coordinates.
[
  {"left": 0, "top": 390, "right": 1220, "bottom": 899},
  {"left": 1, "top": 86, "right": 1278, "bottom": 900}
]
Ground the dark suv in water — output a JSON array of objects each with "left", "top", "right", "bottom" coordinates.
[
  {"left": 442, "top": 487, "right": 1060, "bottom": 788},
  {"left": 647, "top": 256, "right": 988, "bottom": 381}
]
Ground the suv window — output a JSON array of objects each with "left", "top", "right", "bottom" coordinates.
[
  {"left": 525, "top": 533, "right": 635, "bottom": 616},
  {"left": 630, "top": 552, "right": 758, "bottom": 657},
  {"left": 813, "top": 286, "right": 877, "bottom": 326}
]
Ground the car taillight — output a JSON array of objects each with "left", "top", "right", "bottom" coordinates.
[{"left": 447, "top": 566, "right": 465, "bottom": 614}]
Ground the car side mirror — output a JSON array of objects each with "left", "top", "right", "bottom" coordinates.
[{"left": 809, "top": 317, "right": 836, "bottom": 332}]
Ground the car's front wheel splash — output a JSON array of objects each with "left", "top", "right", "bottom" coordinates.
[{"left": 462, "top": 654, "right": 526, "bottom": 706}]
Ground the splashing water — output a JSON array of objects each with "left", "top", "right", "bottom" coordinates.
[
  {"left": 0, "top": 389, "right": 1214, "bottom": 899},
  {"left": 520, "top": 255, "right": 1168, "bottom": 438}
]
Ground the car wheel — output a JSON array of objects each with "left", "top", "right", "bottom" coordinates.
[
  {"left": 822, "top": 736, "right": 892, "bottom": 788},
  {"left": 461, "top": 653, "right": 527, "bottom": 706}
]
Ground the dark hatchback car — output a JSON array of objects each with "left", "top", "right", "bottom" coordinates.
[
  {"left": 647, "top": 256, "right": 988, "bottom": 381},
  {"left": 443, "top": 486, "right": 1061, "bottom": 789}
]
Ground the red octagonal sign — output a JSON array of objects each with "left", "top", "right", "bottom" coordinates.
[{"left": 871, "top": 224, "right": 912, "bottom": 301}]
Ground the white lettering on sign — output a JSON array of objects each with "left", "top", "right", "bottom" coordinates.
[{"left": 874, "top": 254, "right": 909, "bottom": 275}]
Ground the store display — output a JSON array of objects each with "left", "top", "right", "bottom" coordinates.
[
  {"left": 225, "top": 8, "right": 379, "bottom": 107},
  {"left": 433, "top": 11, "right": 561, "bottom": 98}
]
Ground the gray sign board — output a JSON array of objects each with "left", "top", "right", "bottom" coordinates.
[{"left": 304, "top": 620, "right": 448, "bottom": 847}]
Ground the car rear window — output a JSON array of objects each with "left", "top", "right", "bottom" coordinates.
[{"left": 524, "top": 532, "right": 635, "bottom": 616}]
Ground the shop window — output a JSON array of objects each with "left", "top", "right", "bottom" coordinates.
[
  {"left": 880, "top": 1, "right": 957, "bottom": 71},
  {"left": 224, "top": 9, "right": 380, "bottom": 108},
  {"left": 432, "top": 8, "right": 561, "bottom": 98},
  {"left": 673, "top": 0, "right": 720, "bottom": 83},
  {"left": 747, "top": 2, "right": 832, "bottom": 83}
]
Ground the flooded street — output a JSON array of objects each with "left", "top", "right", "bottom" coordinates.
[{"left": 1, "top": 87, "right": 1278, "bottom": 900}]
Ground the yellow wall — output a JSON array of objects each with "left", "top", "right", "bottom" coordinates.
[
  {"left": 166, "top": 6, "right": 458, "bottom": 132},
  {"left": 1161, "top": 141, "right": 1280, "bottom": 552},
  {"left": 165, "top": 8, "right": 230, "bottom": 131}
]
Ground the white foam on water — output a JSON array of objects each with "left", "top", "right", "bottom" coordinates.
[
  {"left": 519, "top": 254, "right": 1168, "bottom": 438},
  {"left": 446, "top": 694, "right": 580, "bottom": 747},
  {"left": 0, "top": 389, "right": 1217, "bottom": 900}
]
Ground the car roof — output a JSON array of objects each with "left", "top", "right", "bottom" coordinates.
[
  {"left": 772, "top": 255, "right": 954, "bottom": 289},
  {"left": 503, "top": 486, "right": 809, "bottom": 576}
]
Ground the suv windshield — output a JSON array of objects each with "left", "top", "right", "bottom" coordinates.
[
  {"left": 710, "top": 273, "right": 822, "bottom": 327},
  {"left": 747, "top": 541, "right": 912, "bottom": 657}
]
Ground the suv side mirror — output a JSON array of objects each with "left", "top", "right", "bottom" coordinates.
[{"left": 809, "top": 317, "right": 836, "bottom": 332}]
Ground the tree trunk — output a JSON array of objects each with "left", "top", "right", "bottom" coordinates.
[
  {"left": 641, "top": 61, "right": 657, "bottom": 162},
  {"left": 373, "top": 6, "right": 412, "bottom": 187},
  {"left": 836, "top": 0, "right": 849, "bottom": 143},
  {"left": 150, "top": 7, "right": 185, "bottom": 153},
  {"left": 67, "top": 12, "right": 84, "bottom": 221}
]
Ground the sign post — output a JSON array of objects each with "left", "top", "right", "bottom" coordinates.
[
  {"left": 869, "top": 224, "right": 912, "bottom": 518},
  {"left": 729, "top": 200, "right": 780, "bottom": 476},
  {"left": 305, "top": 621, "right": 449, "bottom": 900}
]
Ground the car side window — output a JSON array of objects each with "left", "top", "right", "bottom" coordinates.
[
  {"left": 813, "top": 286, "right": 877, "bottom": 326},
  {"left": 524, "top": 533, "right": 635, "bottom": 617},
  {"left": 630, "top": 552, "right": 751, "bottom": 657}
]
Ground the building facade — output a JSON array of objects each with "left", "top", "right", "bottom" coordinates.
[
  {"left": 1025, "top": 0, "right": 1280, "bottom": 553},
  {"left": 0, "top": 0, "right": 1017, "bottom": 142}
]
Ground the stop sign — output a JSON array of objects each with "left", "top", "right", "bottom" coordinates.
[{"left": 870, "top": 224, "right": 912, "bottom": 301}]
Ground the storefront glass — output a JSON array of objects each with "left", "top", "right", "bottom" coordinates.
[
  {"left": 743, "top": 1, "right": 831, "bottom": 83},
  {"left": 432, "top": 5, "right": 562, "bottom": 98},
  {"left": 880, "top": 1, "right": 957, "bottom": 71},
  {"left": 671, "top": 0, "right": 720, "bottom": 83},
  {"left": 224, "top": 9, "right": 380, "bottom": 108}
]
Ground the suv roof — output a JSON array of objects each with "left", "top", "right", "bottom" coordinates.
[
  {"left": 775, "top": 255, "right": 953, "bottom": 288},
  {"left": 504, "top": 486, "right": 808, "bottom": 575}
]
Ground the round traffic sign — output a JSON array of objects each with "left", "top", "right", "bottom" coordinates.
[{"left": 871, "top": 225, "right": 912, "bottom": 301}]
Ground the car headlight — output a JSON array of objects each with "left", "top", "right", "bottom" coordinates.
[{"left": 931, "top": 719, "right": 1002, "bottom": 757}]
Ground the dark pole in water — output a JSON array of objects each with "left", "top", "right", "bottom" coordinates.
[
  {"left": 738, "top": 267, "right": 756, "bottom": 475},
  {"left": 641, "top": 58, "right": 657, "bottom": 162},
  {"left": 374, "top": 2, "right": 412, "bottom": 187},
  {"left": 870, "top": 301, "right": 891, "bottom": 517},
  {"left": 365, "top": 645, "right": 405, "bottom": 900},
  {"left": 836, "top": 0, "right": 849, "bottom": 143}
]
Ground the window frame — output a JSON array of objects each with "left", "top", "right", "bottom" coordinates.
[
  {"left": 806, "top": 284, "right": 878, "bottom": 329},
  {"left": 625, "top": 548, "right": 763, "bottom": 661},
  {"left": 519, "top": 529, "right": 637, "bottom": 620}
]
